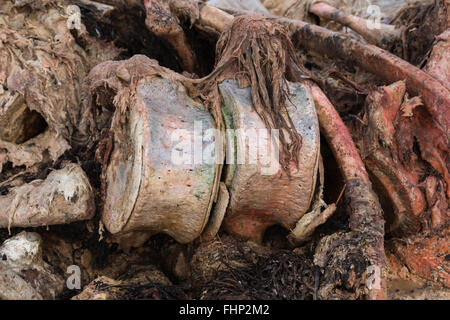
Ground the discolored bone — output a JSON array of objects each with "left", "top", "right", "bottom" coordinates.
[
  {"left": 0, "top": 231, "right": 64, "bottom": 300},
  {"left": 308, "top": 1, "right": 401, "bottom": 49},
  {"left": 290, "top": 202, "right": 336, "bottom": 244},
  {"left": 348, "top": 82, "right": 425, "bottom": 234},
  {"left": 0, "top": 164, "right": 95, "bottom": 230},
  {"left": 263, "top": 0, "right": 413, "bottom": 25},
  {"left": 191, "top": 5, "right": 387, "bottom": 298},
  {"left": 393, "top": 0, "right": 449, "bottom": 65},
  {"left": 0, "top": 92, "right": 47, "bottom": 144},
  {"left": 219, "top": 79, "right": 321, "bottom": 244},
  {"left": 0, "top": 0, "right": 121, "bottom": 152},
  {"left": 102, "top": 78, "right": 218, "bottom": 243},
  {"left": 0, "top": 129, "right": 70, "bottom": 172}
]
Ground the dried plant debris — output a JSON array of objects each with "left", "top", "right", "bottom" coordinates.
[{"left": 191, "top": 236, "right": 315, "bottom": 300}]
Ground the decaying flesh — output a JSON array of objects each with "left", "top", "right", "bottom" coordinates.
[
  {"left": 196, "top": 14, "right": 309, "bottom": 169},
  {"left": 192, "top": 3, "right": 450, "bottom": 139},
  {"left": 305, "top": 0, "right": 446, "bottom": 63},
  {"left": 200, "top": 182, "right": 229, "bottom": 242},
  {"left": 192, "top": 14, "right": 324, "bottom": 243},
  {"left": 350, "top": 81, "right": 449, "bottom": 234},
  {"left": 0, "top": 129, "right": 70, "bottom": 172},
  {"left": 423, "top": 29, "right": 450, "bottom": 89},
  {"left": 348, "top": 80, "right": 449, "bottom": 287},
  {"left": 219, "top": 78, "right": 321, "bottom": 243},
  {"left": 280, "top": 18, "right": 450, "bottom": 140},
  {"left": 0, "top": 0, "right": 119, "bottom": 229},
  {"left": 0, "top": 0, "right": 119, "bottom": 148},
  {"left": 103, "top": 75, "right": 218, "bottom": 244},
  {"left": 84, "top": 16, "right": 323, "bottom": 247}
]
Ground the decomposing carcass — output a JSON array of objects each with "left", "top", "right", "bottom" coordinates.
[{"left": 0, "top": 0, "right": 448, "bottom": 301}]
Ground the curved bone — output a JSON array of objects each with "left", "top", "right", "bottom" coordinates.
[
  {"left": 349, "top": 80, "right": 449, "bottom": 238},
  {"left": 281, "top": 18, "right": 450, "bottom": 140},
  {"left": 423, "top": 30, "right": 450, "bottom": 90}
]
